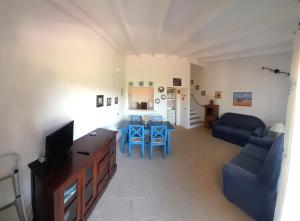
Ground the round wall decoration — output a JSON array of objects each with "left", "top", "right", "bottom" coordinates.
[
  {"left": 155, "top": 98, "right": 161, "bottom": 104},
  {"left": 161, "top": 94, "right": 166, "bottom": 100},
  {"left": 158, "top": 86, "right": 164, "bottom": 93}
]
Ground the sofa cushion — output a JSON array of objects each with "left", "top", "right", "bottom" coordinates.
[
  {"left": 259, "top": 134, "right": 284, "bottom": 190},
  {"left": 242, "top": 144, "right": 268, "bottom": 162},
  {"left": 231, "top": 153, "right": 264, "bottom": 175},
  {"left": 214, "top": 125, "right": 251, "bottom": 140},
  {"left": 220, "top": 112, "right": 265, "bottom": 131}
]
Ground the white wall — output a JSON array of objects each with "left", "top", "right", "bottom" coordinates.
[
  {"left": 190, "top": 53, "right": 291, "bottom": 126},
  {"left": 0, "top": 0, "right": 125, "bottom": 212},
  {"left": 126, "top": 55, "right": 190, "bottom": 128}
]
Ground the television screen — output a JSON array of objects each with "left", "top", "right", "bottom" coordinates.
[{"left": 46, "top": 121, "right": 74, "bottom": 169}]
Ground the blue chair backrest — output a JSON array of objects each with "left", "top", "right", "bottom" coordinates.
[
  {"left": 129, "top": 125, "right": 144, "bottom": 141},
  {"left": 151, "top": 115, "right": 162, "bottom": 122},
  {"left": 220, "top": 112, "right": 265, "bottom": 131},
  {"left": 259, "top": 134, "right": 284, "bottom": 191},
  {"left": 150, "top": 125, "right": 167, "bottom": 142},
  {"left": 130, "top": 115, "right": 142, "bottom": 122}
]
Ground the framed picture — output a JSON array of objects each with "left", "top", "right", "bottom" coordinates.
[
  {"left": 233, "top": 92, "right": 252, "bottom": 107},
  {"left": 148, "top": 81, "right": 153, "bottom": 86},
  {"left": 173, "top": 78, "right": 182, "bottom": 86},
  {"left": 128, "top": 81, "right": 133, "bottom": 86},
  {"left": 201, "top": 91, "right": 206, "bottom": 96},
  {"left": 96, "top": 95, "right": 104, "bottom": 107},
  {"left": 155, "top": 98, "right": 160, "bottom": 104},
  {"left": 139, "top": 81, "right": 144, "bottom": 86},
  {"left": 190, "top": 80, "right": 194, "bottom": 85},
  {"left": 215, "top": 91, "right": 222, "bottom": 99},
  {"left": 195, "top": 85, "right": 199, "bottom": 91},
  {"left": 107, "top": 98, "right": 112, "bottom": 106},
  {"left": 161, "top": 94, "right": 166, "bottom": 100},
  {"left": 115, "top": 97, "right": 118, "bottom": 104}
]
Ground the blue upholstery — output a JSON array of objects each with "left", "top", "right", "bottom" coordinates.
[
  {"left": 151, "top": 115, "right": 162, "bottom": 122},
  {"left": 212, "top": 113, "right": 265, "bottom": 146},
  {"left": 128, "top": 125, "right": 145, "bottom": 159},
  {"left": 130, "top": 115, "right": 142, "bottom": 122},
  {"left": 149, "top": 125, "right": 167, "bottom": 160},
  {"left": 241, "top": 143, "right": 268, "bottom": 162},
  {"left": 223, "top": 134, "right": 284, "bottom": 221}
]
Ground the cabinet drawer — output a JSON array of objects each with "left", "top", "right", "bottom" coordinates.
[
  {"left": 97, "top": 154, "right": 109, "bottom": 181},
  {"left": 97, "top": 174, "right": 108, "bottom": 194}
]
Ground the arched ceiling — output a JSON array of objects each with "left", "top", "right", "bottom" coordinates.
[{"left": 45, "top": 0, "right": 300, "bottom": 64}]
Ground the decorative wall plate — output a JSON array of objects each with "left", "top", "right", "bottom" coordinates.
[
  {"left": 155, "top": 98, "right": 160, "bottom": 104},
  {"left": 158, "top": 86, "right": 164, "bottom": 93},
  {"left": 161, "top": 94, "right": 166, "bottom": 100}
]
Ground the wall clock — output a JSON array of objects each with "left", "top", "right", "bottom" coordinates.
[{"left": 158, "top": 86, "right": 164, "bottom": 93}]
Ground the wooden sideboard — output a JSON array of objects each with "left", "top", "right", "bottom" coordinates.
[
  {"left": 204, "top": 105, "right": 219, "bottom": 128},
  {"left": 28, "top": 128, "right": 117, "bottom": 221}
]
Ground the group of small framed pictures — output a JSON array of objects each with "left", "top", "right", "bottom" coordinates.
[
  {"left": 96, "top": 95, "right": 118, "bottom": 108},
  {"left": 128, "top": 81, "right": 154, "bottom": 87}
]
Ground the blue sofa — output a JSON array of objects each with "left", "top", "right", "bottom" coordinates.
[
  {"left": 223, "top": 134, "right": 284, "bottom": 221},
  {"left": 212, "top": 112, "right": 265, "bottom": 146}
]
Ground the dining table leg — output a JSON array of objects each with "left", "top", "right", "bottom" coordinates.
[
  {"left": 121, "top": 128, "right": 127, "bottom": 154},
  {"left": 167, "top": 130, "right": 171, "bottom": 155}
]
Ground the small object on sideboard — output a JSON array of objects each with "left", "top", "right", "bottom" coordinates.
[{"left": 89, "top": 131, "right": 97, "bottom": 136}]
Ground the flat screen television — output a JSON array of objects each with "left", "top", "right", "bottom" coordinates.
[{"left": 46, "top": 121, "right": 74, "bottom": 169}]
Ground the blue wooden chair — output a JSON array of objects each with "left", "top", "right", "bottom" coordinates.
[
  {"left": 149, "top": 125, "right": 167, "bottom": 160},
  {"left": 151, "top": 115, "right": 162, "bottom": 122},
  {"left": 130, "top": 115, "right": 142, "bottom": 122},
  {"left": 128, "top": 125, "right": 145, "bottom": 159}
]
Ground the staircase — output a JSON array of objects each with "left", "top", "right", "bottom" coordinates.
[{"left": 190, "top": 108, "right": 203, "bottom": 128}]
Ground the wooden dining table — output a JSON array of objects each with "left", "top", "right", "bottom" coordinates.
[{"left": 118, "top": 120, "right": 175, "bottom": 155}]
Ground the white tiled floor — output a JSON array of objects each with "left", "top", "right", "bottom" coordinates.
[{"left": 88, "top": 126, "right": 253, "bottom": 221}]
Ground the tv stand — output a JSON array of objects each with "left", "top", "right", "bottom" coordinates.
[{"left": 29, "top": 128, "right": 117, "bottom": 221}]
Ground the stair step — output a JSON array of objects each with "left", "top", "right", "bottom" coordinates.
[
  {"left": 190, "top": 121, "right": 202, "bottom": 125},
  {"left": 190, "top": 116, "right": 201, "bottom": 121},
  {"left": 190, "top": 112, "right": 198, "bottom": 116}
]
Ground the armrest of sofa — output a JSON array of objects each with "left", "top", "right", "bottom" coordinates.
[
  {"left": 223, "top": 163, "right": 266, "bottom": 218},
  {"left": 249, "top": 136, "right": 273, "bottom": 149},
  {"left": 212, "top": 119, "right": 221, "bottom": 128},
  {"left": 252, "top": 127, "right": 264, "bottom": 137}
]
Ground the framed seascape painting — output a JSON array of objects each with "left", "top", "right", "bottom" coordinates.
[{"left": 233, "top": 92, "right": 252, "bottom": 107}]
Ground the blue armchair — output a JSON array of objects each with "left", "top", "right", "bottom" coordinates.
[
  {"left": 223, "top": 134, "right": 284, "bottom": 221},
  {"left": 212, "top": 112, "right": 265, "bottom": 146}
]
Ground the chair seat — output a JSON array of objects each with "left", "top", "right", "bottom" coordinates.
[
  {"left": 214, "top": 125, "right": 251, "bottom": 139},
  {"left": 231, "top": 153, "right": 263, "bottom": 175},
  {"left": 151, "top": 137, "right": 165, "bottom": 144},
  {"left": 131, "top": 137, "right": 143, "bottom": 142},
  {"left": 242, "top": 143, "right": 268, "bottom": 162}
]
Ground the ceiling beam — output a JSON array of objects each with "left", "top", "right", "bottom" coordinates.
[
  {"left": 44, "top": 0, "right": 123, "bottom": 54},
  {"left": 193, "top": 38, "right": 293, "bottom": 60},
  {"left": 181, "top": 5, "right": 299, "bottom": 58},
  {"left": 152, "top": 0, "right": 173, "bottom": 56},
  {"left": 167, "top": 0, "right": 238, "bottom": 56},
  {"left": 198, "top": 41, "right": 293, "bottom": 63},
  {"left": 109, "top": 0, "right": 140, "bottom": 56}
]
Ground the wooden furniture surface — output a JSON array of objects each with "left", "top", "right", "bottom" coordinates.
[
  {"left": 28, "top": 128, "right": 117, "bottom": 221},
  {"left": 204, "top": 105, "right": 219, "bottom": 128}
]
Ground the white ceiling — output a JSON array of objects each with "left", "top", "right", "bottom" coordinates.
[{"left": 45, "top": 0, "right": 300, "bottom": 64}]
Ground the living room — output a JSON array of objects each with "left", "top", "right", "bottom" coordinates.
[{"left": 0, "top": 0, "right": 300, "bottom": 221}]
